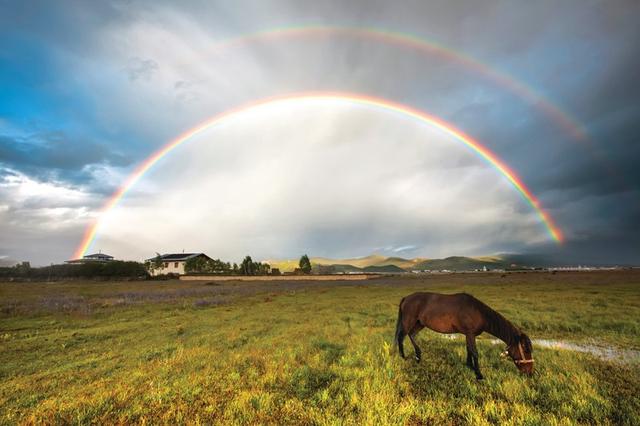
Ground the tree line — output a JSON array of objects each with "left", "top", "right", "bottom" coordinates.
[
  {"left": 178, "top": 254, "right": 313, "bottom": 275},
  {"left": 0, "top": 261, "right": 148, "bottom": 280},
  {"left": 183, "top": 255, "right": 272, "bottom": 275}
]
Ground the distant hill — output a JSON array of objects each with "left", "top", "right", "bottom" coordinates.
[
  {"left": 309, "top": 263, "right": 407, "bottom": 274},
  {"left": 362, "top": 264, "right": 407, "bottom": 273},
  {"left": 308, "top": 255, "right": 391, "bottom": 268},
  {"left": 266, "top": 254, "right": 519, "bottom": 273},
  {"left": 375, "top": 256, "right": 428, "bottom": 270},
  {"left": 314, "top": 264, "right": 362, "bottom": 274},
  {"left": 412, "top": 256, "right": 506, "bottom": 271},
  {"left": 266, "top": 258, "right": 300, "bottom": 272}
]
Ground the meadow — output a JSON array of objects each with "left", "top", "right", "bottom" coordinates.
[{"left": 1, "top": 271, "right": 639, "bottom": 424}]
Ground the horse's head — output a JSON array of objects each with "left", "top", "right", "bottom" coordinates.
[{"left": 504, "top": 333, "right": 534, "bottom": 375}]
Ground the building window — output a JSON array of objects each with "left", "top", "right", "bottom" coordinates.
[
  {"left": 164, "top": 262, "right": 168, "bottom": 268},
  {"left": 175, "top": 262, "right": 179, "bottom": 268}
]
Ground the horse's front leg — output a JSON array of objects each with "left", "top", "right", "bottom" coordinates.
[{"left": 465, "top": 334, "right": 483, "bottom": 380}]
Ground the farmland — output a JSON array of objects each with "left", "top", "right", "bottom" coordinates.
[{"left": 1, "top": 271, "right": 639, "bottom": 424}]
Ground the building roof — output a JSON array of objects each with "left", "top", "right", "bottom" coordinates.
[
  {"left": 145, "top": 253, "right": 210, "bottom": 262},
  {"left": 84, "top": 253, "right": 114, "bottom": 259},
  {"left": 65, "top": 252, "right": 114, "bottom": 264}
]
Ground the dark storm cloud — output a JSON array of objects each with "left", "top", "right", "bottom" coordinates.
[
  {"left": 0, "top": 0, "right": 130, "bottom": 53},
  {"left": 0, "top": 131, "right": 131, "bottom": 187}
]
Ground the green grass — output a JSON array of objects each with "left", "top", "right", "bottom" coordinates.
[{"left": 1, "top": 271, "right": 639, "bottom": 424}]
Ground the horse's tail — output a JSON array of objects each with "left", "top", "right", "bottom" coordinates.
[{"left": 395, "top": 297, "right": 406, "bottom": 357}]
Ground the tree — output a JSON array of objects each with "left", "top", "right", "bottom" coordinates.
[
  {"left": 299, "top": 254, "right": 312, "bottom": 275},
  {"left": 209, "top": 259, "right": 231, "bottom": 274},
  {"left": 145, "top": 253, "right": 164, "bottom": 275},
  {"left": 238, "top": 256, "right": 271, "bottom": 275},
  {"left": 257, "top": 262, "right": 271, "bottom": 275},
  {"left": 240, "top": 256, "right": 255, "bottom": 275},
  {"left": 102, "top": 261, "right": 148, "bottom": 277},
  {"left": 185, "top": 256, "right": 211, "bottom": 274},
  {"left": 14, "top": 261, "right": 31, "bottom": 276}
]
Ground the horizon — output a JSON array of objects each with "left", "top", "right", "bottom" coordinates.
[{"left": 7, "top": 250, "right": 636, "bottom": 269}]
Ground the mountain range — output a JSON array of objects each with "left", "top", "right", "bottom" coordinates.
[{"left": 265, "top": 254, "right": 537, "bottom": 273}]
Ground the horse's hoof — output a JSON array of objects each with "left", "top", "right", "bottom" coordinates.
[
  {"left": 476, "top": 375, "right": 484, "bottom": 381},
  {"left": 415, "top": 356, "right": 421, "bottom": 363}
]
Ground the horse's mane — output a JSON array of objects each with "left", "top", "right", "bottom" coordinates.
[{"left": 469, "top": 294, "right": 521, "bottom": 345}]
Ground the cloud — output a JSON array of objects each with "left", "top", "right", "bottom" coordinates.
[
  {"left": 392, "top": 245, "right": 418, "bottom": 254},
  {"left": 0, "top": 168, "right": 98, "bottom": 264},
  {"left": 0, "top": 131, "right": 131, "bottom": 188},
  {"left": 123, "top": 57, "right": 159, "bottom": 81}
]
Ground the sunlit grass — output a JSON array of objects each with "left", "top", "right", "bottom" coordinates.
[{"left": 1, "top": 272, "right": 638, "bottom": 424}]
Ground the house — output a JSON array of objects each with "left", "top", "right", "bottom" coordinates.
[
  {"left": 66, "top": 252, "right": 114, "bottom": 264},
  {"left": 145, "top": 253, "right": 212, "bottom": 276}
]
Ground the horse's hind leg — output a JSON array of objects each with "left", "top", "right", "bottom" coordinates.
[
  {"left": 395, "top": 304, "right": 406, "bottom": 359},
  {"left": 465, "top": 334, "right": 483, "bottom": 380},
  {"left": 409, "top": 325, "right": 424, "bottom": 363},
  {"left": 466, "top": 351, "right": 473, "bottom": 368},
  {"left": 397, "top": 329, "right": 406, "bottom": 359}
]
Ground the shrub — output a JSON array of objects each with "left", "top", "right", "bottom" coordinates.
[{"left": 0, "top": 261, "right": 149, "bottom": 280}]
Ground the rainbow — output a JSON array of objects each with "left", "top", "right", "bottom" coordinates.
[
  {"left": 73, "top": 92, "right": 563, "bottom": 259},
  {"left": 212, "top": 25, "right": 590, "bottom": 144},
  {"left": 214, "top": 26, "right": 623, "bottom": 185}
]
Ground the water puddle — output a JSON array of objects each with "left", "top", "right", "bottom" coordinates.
[
  {"left": 436, "top": 334, "right": 639, "bottom": 364},
  {"left": 530, "top": 339, "right": 640, "bottom": 364}
]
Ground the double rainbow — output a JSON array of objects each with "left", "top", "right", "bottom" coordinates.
[
  {"left": 73, "top": 93, "right": 563, "bottom": 258},
  {"left": 212, "top": 25, "right": 589, "bottom": 145}
]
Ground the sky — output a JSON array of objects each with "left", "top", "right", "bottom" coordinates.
[{"left": 0, "top": 0, "right": 639, "bottom": 266}]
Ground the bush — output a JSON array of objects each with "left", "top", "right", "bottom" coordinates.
[{"left": 0, "top": 261, "right": 149, "bottom": 280}]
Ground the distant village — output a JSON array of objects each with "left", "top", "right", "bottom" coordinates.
[{"left": 66, "top": 251, "right": 292, "bottom": 277}]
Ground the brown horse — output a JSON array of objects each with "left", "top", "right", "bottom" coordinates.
[{"left": 395, "top": 292, "right": 534, "bottom": 379}]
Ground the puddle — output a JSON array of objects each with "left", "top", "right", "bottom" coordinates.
[
  {"left": 489, "top": 338, "right": 640, "bottom": 364},
  {"left": 530, "top": 339, "right": 640, "bottom": 364},
  {"left": 435, "top": 334, "right": 639, "bottom": 364}
]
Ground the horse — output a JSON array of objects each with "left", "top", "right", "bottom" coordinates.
[{"left": 395, "top": 292, "right": 534, "bottom": 379}]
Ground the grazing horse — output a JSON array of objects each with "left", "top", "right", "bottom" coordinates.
[{"left": 395, "top": 292, "right": 534, "bottom": 379}]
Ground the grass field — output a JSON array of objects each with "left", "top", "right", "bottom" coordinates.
[{"left": 1, "top": 271, "right": 639, "bottom": 424}]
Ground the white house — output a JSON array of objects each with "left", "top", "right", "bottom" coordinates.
[{"left": 145, "top": 253, "right": 212, "bottom": 276}]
